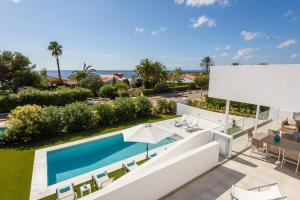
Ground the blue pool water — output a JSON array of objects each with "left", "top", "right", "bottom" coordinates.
[{"left": 47, "top": 134, "right": 181, "bottom": 185}]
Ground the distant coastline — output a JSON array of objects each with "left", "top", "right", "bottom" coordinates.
[{"left": 47, "top": 69, "right": 203, "bottom": 79}]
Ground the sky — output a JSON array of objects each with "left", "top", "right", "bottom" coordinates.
[{"left": 0, "top": 0, "right": 300, "bottom": 70}]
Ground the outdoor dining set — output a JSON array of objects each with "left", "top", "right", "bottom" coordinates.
[{"left": 249, "top": 118, "right": 300, "bottom": 175}]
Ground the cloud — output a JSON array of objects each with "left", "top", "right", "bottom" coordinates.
[
  {"left": 282, "top": 10, "right": 294, "bottom": 18},
  {"left": 225, "top": 44, "right": 230, "bottom": 50},
  {"left": 150, "top": 27, "right": 167, "bottom": 37},
  {"left": 12, "top": 0, "right": 21, "bottom": 3},
  {"left": 291, "top": 54, "right": 299, "bottom": 58},
  {"left": 232, "top": 48, "right": 255, "bottom": 60},
  {"left": 175, "top": 0, "right": 229, "bottom": 7},
  {"left": 240, "top": 31, "right": 266, "bottom": 41},
  {"left": 221, "top": 52, "right": 229, "bottom": 57},
  {"left": 135, "top": 27, "right": 144, "bottom": 33},
  {"left": 277, "top": 39, "right": 297, "bottom": 49},
  {"left": 191, "top": 15, "right": 216, "bottom": 28}
]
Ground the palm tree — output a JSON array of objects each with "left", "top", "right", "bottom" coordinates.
[
  {"left": 200, "top": 56, "right": 214, "bottom": 73},
  {"left": 153, "top": 61, "right": 168, "bottom": 84},
  {"left": 135, "top": 58, "right": 153, "bottom": 88},
  {"left": 48, "top": 41, "right": 63, "bottom": 83},
  {"left": 173, "top": 67, "right": 183, "bottom": 85},
  {"left": 70, "top": 62, "right": 97, "bottom": 81}
]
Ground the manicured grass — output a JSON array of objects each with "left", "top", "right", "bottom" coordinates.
[{"left": 0, "top": 114, "right": 177, "bottom": 200}]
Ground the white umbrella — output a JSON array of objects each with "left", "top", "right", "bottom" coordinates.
[{"left": 122, "top": 123, "right": 174, "bottom": 158}]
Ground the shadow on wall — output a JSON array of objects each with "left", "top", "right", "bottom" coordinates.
[{"left": 161, "top": 166, "right": 246, "bottom": 200}]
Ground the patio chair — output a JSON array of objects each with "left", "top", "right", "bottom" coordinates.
[
  {"left": 231, "top": 183, "right": 287, "bottom": 200},
  {"left": 56, "top": 183, "right": 77, "bottom": 200},
  {"left": 122, "top": 160, "right": 138, "bottom": 172},
  {"left": 265, "top": 143, "right": 280, "bottom": 161},
  {"left": 172, "top": 114, "right": 188, "bottom": 127},
  {"left": 246, "top": 130, "right": 253, "bottom": 147},
  {"left": 92, "top": 171, "right": 114, "bottom": 189},
  {"left": 250, "top": 137, "right": 265, "bottom": 156},
  {"left": 281, "top": 148, "right": 300, "bottom": 174},
  {"left": 182, "top": 117, "right": 200, "bottom": 132},
  {"left": 268, "top": 129, "right": 280, "bottom": 136},
  {"left": 281, "top": 118, "right": 300, "bottom": 133}
]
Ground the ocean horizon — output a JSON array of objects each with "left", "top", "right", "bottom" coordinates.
[{"left": 47, "top": 69, "right": 203, "bottom": 79}]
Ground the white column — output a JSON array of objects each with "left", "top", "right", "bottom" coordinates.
[
  {"left": 254, "top": 105, "right": 260, "bottom": 134},
  {"left": 224, "top": 100, "right": 230, "bottom": 134}
]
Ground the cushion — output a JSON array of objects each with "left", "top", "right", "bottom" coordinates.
[
  {"left": 96, "top": 172, "right": 106, "bottom": 179},
  {"left": 59, "top": 186, "right": 70, "bottom": 193},
  {"left": 284, "top": 125, "right": 297, "bottom": 130},
  {"left": 127, "top": 161, "right": 135, "bottom": 167}
]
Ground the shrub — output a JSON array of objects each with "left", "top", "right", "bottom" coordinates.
[
  {"left": 79, "top": 75, "right": 103, "bottom": 97},
  {"left": 5, "top": 105, "right": 42, "bottom": 142},
  {"left": 92, "top": 103, "right": 115, "bottom": 126},
  {"left": 155, "top": 99, "right": 176, "bottom": 114},
  {"left": 100, "top": 85, "right": 116, "bottom": 99},
  {"left": 134, "top": 96, "right": 152, "bottom": 116},
  {"left": 172, "top": 85, "right": 189, "bottom": 91},
  {"left": 142, "top": 88, "right": 154, "bottom": 96},
  {"left": 194, "top": 74, "right": 209, "bottom": 89},
  {"left": 117, "top": 89, "right": 129, "bottom": 97},
  {"left": 153, "top": 83, "right": 171, "bottom": 94},
  {"left": 39, "top": 106, "right": 63, "bottom": 136},
  {"left": 0, "top": 87, "right": 92, "bottom": 113},
  {"left": 61, "top": 102, "right": 99, "bottom": 132},
  {"left": 114, "top": 98, "right": 136, "bottom": 123}
]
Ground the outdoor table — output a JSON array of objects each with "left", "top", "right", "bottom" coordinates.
[
  {"left": 80, "top": 183, "right": 91, "bottom": 197},
  {"left": 260, "top": 134, "right": 300, "bottom": 153}
]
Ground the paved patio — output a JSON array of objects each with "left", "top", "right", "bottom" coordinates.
[{"left": 162, "top": 124, "right": 300, "bottom": 200}]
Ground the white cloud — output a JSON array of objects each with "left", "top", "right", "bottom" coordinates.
[
  {"left": 191, "top": 15, "right": 216, "bottom": 28},
  {"left": 175, "top": 0, "right": 229, "bottom": 7},
  {"left": 150, "top": 27, "right": 167, "bottom": 37},
  {"left": 232, "top": 48, "right": 254, "bottom": 60},
  {"left": 221, "top": 52, "right": 229, "bottom": 57},
  {"left": 291, "top": 54, "right": 299, "bottom": 58},
  {"left": 240, "top": 31, "right": 266, "bottom": 41},
  {"left": 225, "top": 44, "right": 230, "bottom": 50},
  {"left": 12, "top": 0, "right": 21, "bottom": 3},
  {"left": 134, "top": 27, "right": 144, "bottom": 33},
  {"left": 277, "top": 39, "right": 297, "bottom": 49},
  {"left": 282, "top": 10, "right": 294, "bottom": 18}
]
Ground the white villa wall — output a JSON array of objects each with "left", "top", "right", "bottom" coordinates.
[
  {"left": 82, "top": 142, "right": 219, "bottom": 200},
  {"left": 177, "top": 103, "right": 233, "bottom": 125},
  {"left": 209, "top": 65, "right": 300, "bottom": 112}
]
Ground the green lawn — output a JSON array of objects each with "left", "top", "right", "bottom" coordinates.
[{"left": 0, "top": 114, "right": 177, "bottom": 200}]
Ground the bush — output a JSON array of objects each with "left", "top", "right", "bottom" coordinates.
[
  {"left": 194, "top": 74, "right": 209, "bottom": 89},
  {"left": 100, "top": 85, "right": 117, "bottom": 99},
  {"left": 134, "top": 96, "right": 152, "bottom": 116},
  {"left": 114, "top": 98, "right": 136, "bottom": 123},
  {"left": 92, "top": 103, "right": 115, "bottom": 126},
  {"left": 5, "top": 105, "right": 42, "bottom": 142},
  {"left": 153, "top": 83, "right": 171, "bottom": 94},
  {"left": 117, "top": 89, "right": 129, "bottom": 97},
  {"left": 0, "top": 87, "right": 92, "bottom": 113},
  {"left": 155, "top": 99, "right": 176, "bottom": 114},
  {"left": 39, "top": 106, "right": 63, "bottom": 136},
  {"left": 79, "top": 75, "right": 103, "bottom": 97},
  {"left": 172, "top": 85, "right": 189, "bottom": 91},
  {"left": 142, "top": 88, "right": 154, "bottom": 96}
]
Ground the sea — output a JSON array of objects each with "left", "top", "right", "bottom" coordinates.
[{"left": 47, "top": 69, "right": 203, "bottom": 79}]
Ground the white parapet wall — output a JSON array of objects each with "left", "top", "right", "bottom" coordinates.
[
  {"left": 176, "top": 103, "right": 233, "bottom": 125},
  {"left": 81, "top": 130, "right": 232, "bottom": 200}
]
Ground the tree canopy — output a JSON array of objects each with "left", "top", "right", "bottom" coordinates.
[{"left": 200, "top": 56, "right": 214, "bottom": 73}]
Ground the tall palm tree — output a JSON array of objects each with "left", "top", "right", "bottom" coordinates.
[
  {"left": 135, "top": 58, "right": 153, "bottom": 88},
  {"left": 48, "top": 41, "right": 63, "bottom": 83},
  {"left": 200, "top": 56, "right": 214, "bottom": 73},
  {"left": 70, "top": 62, "right": 97, "bottom": 81},
  {"left": 153, "top": 61, "right": 168, "bottom": 84}
]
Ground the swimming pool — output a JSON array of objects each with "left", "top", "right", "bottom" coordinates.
[{"left": 47, "top": 133, "right": 182, "bottom": 185}]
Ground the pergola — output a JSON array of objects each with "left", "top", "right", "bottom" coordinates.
[{"left": 208, "top": 64, "right": 300, "bottom": 134}]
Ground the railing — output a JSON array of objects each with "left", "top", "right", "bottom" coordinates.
[{"left": 214, "top": 110, "right": 270, "bottom": 135}]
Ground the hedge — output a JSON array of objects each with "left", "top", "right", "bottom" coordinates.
[
  {"left": 0, "top": 87, "right": 92, "bottom": 113},
  {"left": 2, "top": 97, "right": 154, "bottom": 144}
]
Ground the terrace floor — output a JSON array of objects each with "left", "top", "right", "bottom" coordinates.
[{"left": 162, "top": 122, "right": 300, "bottom": 200}]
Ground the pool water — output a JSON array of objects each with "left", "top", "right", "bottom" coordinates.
[{"left": 47, "top": 134, "right": 181, "bottom": 185}]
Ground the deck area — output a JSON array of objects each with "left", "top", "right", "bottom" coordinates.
[{"left": 162, "top": 122, "right": 300, "bottom": 200}]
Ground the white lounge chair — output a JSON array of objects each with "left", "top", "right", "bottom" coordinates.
[
  {"left": 122, "top": 160, "right": 138, "bottom": 172},
  {"left": 231, "top": 183, "right": 287, "bottom": 200},
  {"left": 172, "top": 114, "right": 188, "bottom": 127},
  {"left": 56, "top": 183, "right": 77, "bottom": 200},
  {"left": 183, "top": 117, "right": 200, "bottom": 132},
  {"left": 92, "top": 171, "right": 114, "bottom": 189}
]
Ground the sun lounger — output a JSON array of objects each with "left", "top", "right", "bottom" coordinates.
[
  {"left": 92, "top": 171, "right": 114, "bottom": 190},
  {"left": 183, "top": 117, "right": 200, "bottom": 132},
  {"left": 149, "top": 152, "right": 157, "bottom": 158},
  {"left": 231, "top": 183, "right": 287, "bottom": 200},
  {"left": 172, "top": 114, "right": 188, "bottom": 127},
  {"left": 56, "top": 183, "right": 77, "bottom": 200},
  {"left": 122, "top": 160, "right": 138, "bottom": 172}
]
